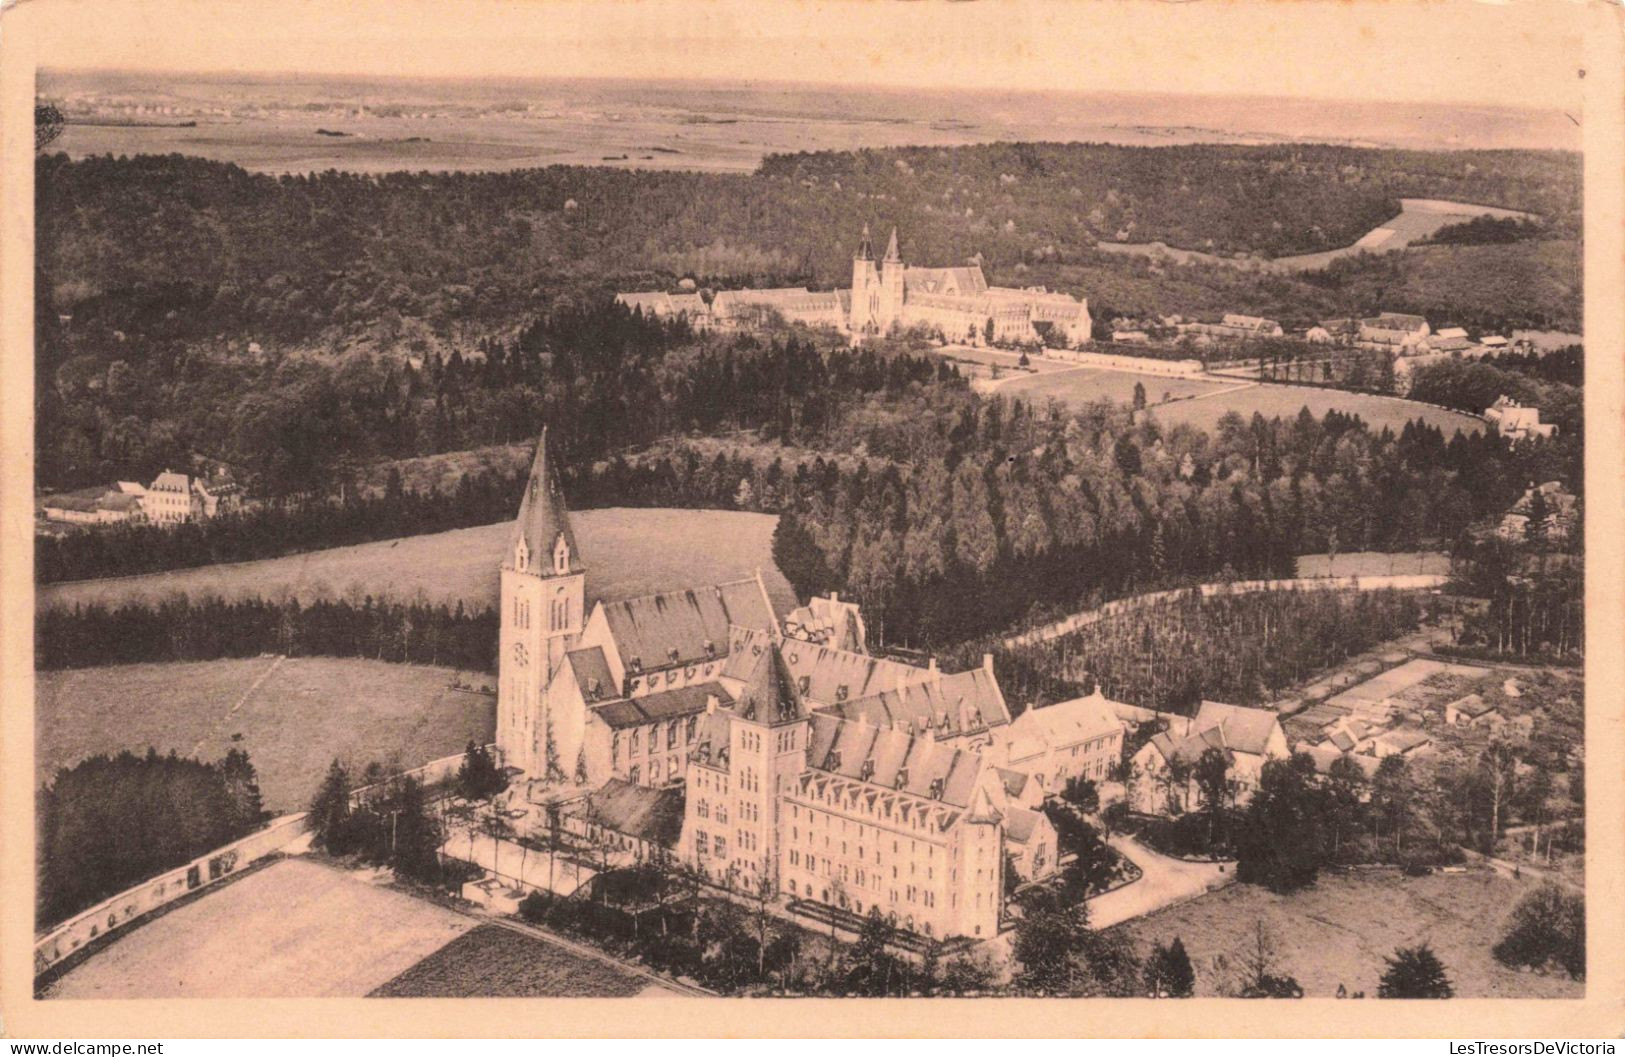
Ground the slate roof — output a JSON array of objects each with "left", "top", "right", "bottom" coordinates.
[
  {"left": 995, "top": 767, "right": 1032, "bottom": 801},
  {"left": 1004, "top": 806, "right": 1045, "bottom": 844},
  {"left": 590, "top": 682, "right": 730, "bottom": 730},
  {"left": 567, "top": 647, "right": 616, "bottom": 702},
  {"left": 1302, "top": 744, "right": 1381, "bottom": 779},
  {"left": 575, "top": 778, "right": 686, "bottom": 849},
  {"left": 728, "top": 639, "right": 810, "bottom": 725},
  {"left": 508, "top": 429, "right": 583, "bottom": 574},
  {"left": 1193, "top": 701, "right": 1282, "bottom": 757},
  {"left": 804, "top": 713, "right": 986, "bottom": 809},
  {"left": 904, "top": 265, "right": 989, "bottom": 297},
  {"left": 771, "top": 639, "right": 935, "bottom": 707},
  {"left": 603, "top": 577, "right": 776, "bottom": 673}
]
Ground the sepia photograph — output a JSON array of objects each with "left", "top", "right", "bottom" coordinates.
[{"left": 1, "top": 0, "right": 1621, "bottom": 1040}]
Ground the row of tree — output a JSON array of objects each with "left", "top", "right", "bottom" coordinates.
[{"left": 36, "top": 596, "right": 498, "bottom": 672}]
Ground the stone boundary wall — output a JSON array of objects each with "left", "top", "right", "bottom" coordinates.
[
  {"left": 1004, "top": 573, "right": 1449, "bottom": 649},
  {"left": 33, "top": 811, "right": 310, "bottom": 977}
]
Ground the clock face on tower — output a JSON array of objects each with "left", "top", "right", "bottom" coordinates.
[{"left": 513, "top": 641, "right": 529, "bottom": 667}]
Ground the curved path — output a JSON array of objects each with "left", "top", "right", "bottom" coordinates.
[{"left": 1088, "top": 834, "right": 1232, "bottom": 930}]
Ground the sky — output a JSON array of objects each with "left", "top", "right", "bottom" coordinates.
[{"left": 22, "top": 0, "right": 1590, "bottom": 112}]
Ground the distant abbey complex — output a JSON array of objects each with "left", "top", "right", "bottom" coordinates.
[{"left": 618, "top": 226, "right": 1093, "bottom": 348}]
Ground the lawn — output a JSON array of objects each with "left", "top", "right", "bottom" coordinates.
[
  {"left": 370, "top": 923, "right": 660, "bottom": 997},
  {"left": 1112, "top": 868, "right": 1583, "bottom": 998},
  {"left": 36, "top": 656, "right": 493, "bottom": 812},
  {"left": 1145, "top": 383, "right": 1484, "bottom": 437},
  {"left": 43, "top": 859, "right": 476, "bottom": 999},
  {"left": 997, "top": 367, "right": 1231, "bottom": 409},
  {"left": 38, "top": 507, "right": 800, "bottom": 617}
]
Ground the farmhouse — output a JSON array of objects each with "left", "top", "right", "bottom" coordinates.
[{"left": 1177, "top": 314, "right": 1284, "bottom": 341}]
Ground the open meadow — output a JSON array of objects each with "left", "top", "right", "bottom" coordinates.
[
  {"left": 995, "top": 367, "right": 1231, "bottom": 409},
  {"left": 1112, "top": 867, "right": 1583, "bottom": 998},
  {"left": 36, "top": 656, "right": 493, "bottom": 812},
  {"left": 1145, "top": 382, "right": 1484, "bottom": 436},
  {"left": 37, "top": 507, "right": 800, "bottom": 617},
  {"left": 43, "top": 859, "right": 475, "bottom": 999}
]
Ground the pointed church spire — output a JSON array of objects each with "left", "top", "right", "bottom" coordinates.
[
  {"left": 883, "top": 226, "right": 901, "bottom": 262},
  {"left": 509, "top": 427, "right": 583, "bottom": 575},
  {"left": 856, "top": 222, "right": 873, "bottom": 261}
]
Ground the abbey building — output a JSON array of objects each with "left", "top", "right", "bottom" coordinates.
[
  {"left": 616, "top": 226, "right": 1093, "bottom": 349},
  {"left": 497, "top": 431, "right": 1127, "bottom": 940}
]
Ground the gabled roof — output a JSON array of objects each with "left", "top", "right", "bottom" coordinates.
[
  {"left": 508, "top": 429, "right": 583, "bottom": 574},
  {"left": 1376, "top": 728, "right": 1433, "bottom": 753},
  {"left": 804, "top": 713, "right": 986, "bottom": 809},
  {"left": 1303, "top": 743, "right": 1381, "bottom": 779},
  {"left": 1007, "top": 691, "right": 1121, "bottom": 752},
  {"left": 575, "top": 778, "right": 686, "bottom": 849},
  {"left": 150, "top": 471, "right": 191, "bottom": 492},
  {"left": 995, "top": 767, "right": 1032, "bottom": 801},
  {"left": 1448, "top": 693, "right": 1496, "bottom": 718},
  {"left": 603, "top": 576, "right": 776, "bottom": 672},
  {"left": 1193, "top": 701, "right": 1282, "bottom": 757},
  {"left": 904, "top": 265, "right": 989, "bottom": 297}
]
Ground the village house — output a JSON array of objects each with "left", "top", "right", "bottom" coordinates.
[
  {"left": 1444, "top": 693, "right": 1502, "bottom": 728},
  {"left": 1484, "top": 396, "right": 1558, "bottom": 444},
  {"left": 1129, "top": 701, "right": 1289, "bottom": 816},
  {"left": 1356, "top": 312, "right": 1432, "bottom": 353},
  {"left": 1176, "top": 313, "right": 1284, "bottom": 342}
]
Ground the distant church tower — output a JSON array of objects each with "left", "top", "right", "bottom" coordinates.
[
  {"left": 849, "top": 223, "right": 881, "bottom": 335},
  {"left": 877, "top": 227, "right": 905, "bottom": 333},
  {"left": 497, "top": 428, "right": 585, "bottom": 779}
]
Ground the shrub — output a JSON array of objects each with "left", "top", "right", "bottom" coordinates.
[{"left": 1493, "top": 884, "right": 1584, "bottom": 979}]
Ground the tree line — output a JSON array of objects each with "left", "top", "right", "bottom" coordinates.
[
  {"left": 970, "top": 587, "right": 1429, "bottom": 715},
  {"left": 36, "top": 596, "right": 498, "bottom": 673},
  {"left": 38, "top": 748, "right": 266, "bottom": 927}
]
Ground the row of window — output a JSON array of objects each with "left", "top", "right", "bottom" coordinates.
[
  {"left": 614, "top": 716, "right": 699, "bottom": 760},
  {"left": 625, "top": 755, "right": 679, "bottom": 786}
]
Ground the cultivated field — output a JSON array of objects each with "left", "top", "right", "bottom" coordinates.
[
  {"left": 1113, "top": 867, "right": 1583, "bottom": 998},
  {"left": 43, "top": 859, "right": 475, "bottom": 999},
  {"left": 38, "top": 507, "right": 800, "bottom": 617},
  {"left": 36, "top": 656, "right": 493, "bottom": 812},
  {"left": 995, "top": 367, "right": 1231, "bottom": 409},
  {"left": 370, "top": 923, "right": 660, "bottom": 997},
  {"left": 1144, "top": 383, "right": 1484, "bottom": 436}
]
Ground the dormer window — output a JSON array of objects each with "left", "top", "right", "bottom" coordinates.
[
  {"left": 668, "top": 647, "right": 680, "bottom": 664},
  {"left": 628, "top": 656, "right": 642, "bottom": 673},
  {"left": 514, "top": 537, "right": 529, "bottom": 572},
  {"left": 798, "top": 676, "right": 811, "bottom": 695},
  {"left": 859, "top": 759, "right": 875, "bottom": 781},
  {"left": 836, "top": 684, "right": 849, "bottom": 702},
  {"left": 703, "top": 640, "right": 716, "bottom": 658},
  {"left": 928, "top": 777, "right": 945, "bottom": 800},
  {"left": 553, "top": 533, "right": 569, "bottom": 575},
  {"left": 894, "top": 767, "right": 909, "bottom": 790}
]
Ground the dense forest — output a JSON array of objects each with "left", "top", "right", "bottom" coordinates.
[
  {"left": 37, "top": 298, "right": 947, "bottom": 492},
  {"left": 772, "top": 383, "right": 1579, "bottom": 648},
  {"left": 965, "top": 588, "right": 1429, "bottom": 714},
  {"left": 38, "top": 748, "right": 266, "bottom": 926},
  {"left": 35, "top": 145, "right": 1581, "bottom": 492}
]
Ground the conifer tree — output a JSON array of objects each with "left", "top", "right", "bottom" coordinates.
[
  {"left": 1378, "top": 943, "right": 1455, "bottom": 998},
  {"left": 309, "top": 759, "right": 353, "bottom": 854}
]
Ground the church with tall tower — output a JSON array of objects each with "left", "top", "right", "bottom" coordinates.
[
  {"left": 618, "top": 225, "right": 1093, "bottom": 349},
  {"left": 493, "top": 430, "right": 1138, "bottom": 940}
]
